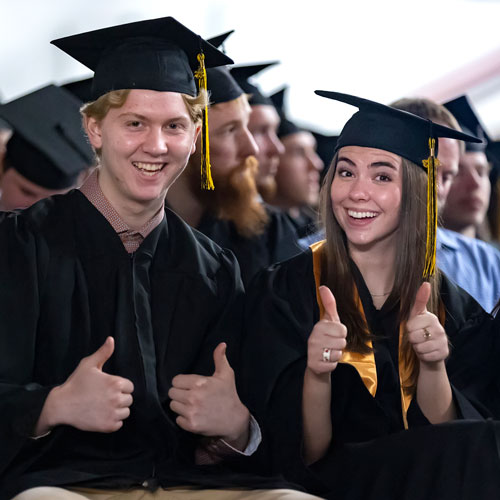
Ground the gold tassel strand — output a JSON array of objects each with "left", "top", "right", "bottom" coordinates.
[
  {"left": 194, "top": 52, "right": 214, "bottom": 190},
  {"left": 422, "top": 138, "right": 439, "bottom": 279}
]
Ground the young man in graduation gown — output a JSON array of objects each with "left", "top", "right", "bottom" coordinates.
[
  {"left": 0, "top": 17, "right": 320, "bottom": 500},
  {"left": 0, "top": 85, "right": 94, "bottom": 211},
  {"left": 230, "top": 62, "right": 285, "bottom": 204},
  {"left": 267, "top": 87, "right": 324, "bottom": 239},
  {"left": 441, "top": 95, "right": 495, "bottom": 241},
  {"left": 167, "top": 43, "right": 300, "bottom": 286}
]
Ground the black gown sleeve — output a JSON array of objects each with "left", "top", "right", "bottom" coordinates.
[
  {"left": 0, "top": 211, "right": 53, "bottom": 475},
  {"left": 441, "top": 275, "right": 500, "bottom": 419}
]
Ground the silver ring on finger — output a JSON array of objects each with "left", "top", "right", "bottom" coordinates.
[{"left": 322, "top": 347, "right": 332, "bottom": 362}]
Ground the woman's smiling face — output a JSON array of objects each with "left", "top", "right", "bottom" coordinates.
[{"left": 331, "top": 146, "right": 403, "bottom": 250}]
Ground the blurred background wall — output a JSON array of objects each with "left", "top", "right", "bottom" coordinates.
[{"left": 1, "top": 0, "right": 499, "bottom": 136}]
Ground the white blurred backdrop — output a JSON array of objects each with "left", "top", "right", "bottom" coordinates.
[{"left": 1, "top": 0, "right": 499, "bottom": 137}]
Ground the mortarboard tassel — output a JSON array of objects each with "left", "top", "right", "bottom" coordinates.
[
  {"left": 422, "top": 138, "right": 439, "bottom": 279},
  {"left": 194, "top": 52, "right": 214, "bottom": 190}
]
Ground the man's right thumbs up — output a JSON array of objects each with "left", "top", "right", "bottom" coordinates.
[
  {"left": 34, "top": 337, "right": 134, "bottom": 436},
  {"left": 307, "top": 286, "right": 347, "bottom": 376}
]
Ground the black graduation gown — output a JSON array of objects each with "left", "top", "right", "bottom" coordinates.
[
  {"left": 0, "top": 190, "right": 269, "bottom": 498},
  {"left": 196, "top": 204, "right": 302, "bottom": 286},
  {"left": 285, "top": 207, "right": 318, "bottom": 240},
  {"left": 241, "top": 248, "right": 500, "bottom": 499}
]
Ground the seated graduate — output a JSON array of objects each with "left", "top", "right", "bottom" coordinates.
[
  {"left": 392, "top": 97, "right": 500, "bottom": 313},
  {"left": 0, "top": 85, "right": 94, "bottom": 211},
  {"left": 167, "top": 34, "right": 301, "bottom": 286},
  {"left": 230, "top": 62, "right": 284, "bottom": 204},
  {"left": 268, "top": 87, "right": 324, "bottom": 239},
  {"left": 0, "top": 17, "right": 320, "bottom": 500},
  {"left": 441, "top": 95, "right": 497, "bottom": 243},
  {"left": 242, "top": 91, "right": 500, "bottom": 500}
]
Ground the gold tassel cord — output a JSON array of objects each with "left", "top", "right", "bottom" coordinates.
[
  {"left": 194, "top": 52, "right": 214, "bottom": 190},
  {"left": 421, "top": 138, "right": 439, "bottom": 279}
]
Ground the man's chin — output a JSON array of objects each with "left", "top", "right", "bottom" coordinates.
[{"left": 257, "top": 176, "right": 277, "bottom": 202}]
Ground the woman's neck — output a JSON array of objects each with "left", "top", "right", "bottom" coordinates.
[{"left": 349, "top": 241, "right": 397, "bottom": 309}]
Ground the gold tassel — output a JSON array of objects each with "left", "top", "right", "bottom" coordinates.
[
  {"left": 421, "top": 138, "right": 439, "bottom": 279},
  {"left": 194, "top": 52, "right": 214, "bottom": 190}
]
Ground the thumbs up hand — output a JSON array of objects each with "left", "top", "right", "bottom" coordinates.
[
  {"left": 34, "top": 337, "right": 134, "bottom": 436},
  {"left": 307, "top": 286, "right": 348, "bottom": 377},
  {"left": 168, "top": 342, "right": 250, "bottom": 451},
  {"left": 407, "top": 283, "right": 449, "bottom": 367}
]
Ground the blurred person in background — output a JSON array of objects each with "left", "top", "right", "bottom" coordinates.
[
  {"left": 442, "top": 95, "right": 494, "bottom": 241},
  {"left": 268, "top": 87, "right": 324, "bottom": 238},
  {"left": 167, "top": 33, "right": 300, "bottom": 286},
  {"left": 231, "top": 62, "right": 285, "bottom": 203},
  {"left": 0, "top": 84, "right": 94, "bottom": 211},
  {"left": 392, "top": 97, "right": 500, "bottom": 313}
]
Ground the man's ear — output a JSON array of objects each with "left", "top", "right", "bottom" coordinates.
[
  {"left": 191, "top": 124, "right": 202, "bottom": 155},
  {"left": 84, "top": 115, "right": 103, "bottom": 150}
]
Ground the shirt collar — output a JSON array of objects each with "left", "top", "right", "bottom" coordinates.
[
  {"left": 437, "top": 227, "right": 461, "bottom": 251},
  {"left": 79, "top": 168, "right": 164, "bottom": 238}
]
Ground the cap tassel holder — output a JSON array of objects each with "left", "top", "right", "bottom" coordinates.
[
  {"left": 422, "top": 137, "right": 439, "bottom": 279},
  {"left": 195, "top": 51, "right": 214, "bottom": 190}
]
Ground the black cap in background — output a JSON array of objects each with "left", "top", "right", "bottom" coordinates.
[
  {"left": 51, "top": 16, "right": 233, "bottom": 100},
  {"left": 230, "top": 62, "right": 278, "bottom": 106},
  {"left": 205, "top": 30, "right": 244, "bottom": 105},
  {"left": 270, "top": 86, "right": 302, "bottom": 138},
  {"left": 443, "top": 95, "right": 488, "bottom": 153},
  {"left": 61, "top": 77, "right": 93, "bottom": 103},
  {"left": 0, "top": 85, "right": 94, "bottom": 189}
]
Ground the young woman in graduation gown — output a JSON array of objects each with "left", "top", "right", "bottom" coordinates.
[{"left": 242, "top": 91, "right": 500, "bottom": 500}]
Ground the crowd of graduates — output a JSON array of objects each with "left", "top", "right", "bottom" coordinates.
[{"left": 0, "top": 15, "right": 499, "bottom": 500}]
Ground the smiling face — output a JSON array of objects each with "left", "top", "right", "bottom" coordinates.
[
  {"left": 84, "top": 89, "right": 199, "bottom": 214},
  {"left": 331, "top": 146, "right": 402, "bottom": 251}
]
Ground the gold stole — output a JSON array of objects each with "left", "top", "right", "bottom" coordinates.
[{"left": 310, "top": 240, "right": 443, "bottom": 429}]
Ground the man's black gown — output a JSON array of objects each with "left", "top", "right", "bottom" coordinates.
[
  {"left": 242, "top": 247, "right": 500, "bottom": 500},
  {"left": 196, "top": 205, "right": 301, "bottom": 286},
  {"left": 0, "top": 190, "right": 268, "bottom": 498}
]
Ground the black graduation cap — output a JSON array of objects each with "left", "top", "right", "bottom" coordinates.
[
  {"left": 315, "top": 91, "right": 481, "bottom": 167},
  {"left": 207, "top": 30, "right": 234, "bottom": 52},
  {"left": 0, "top": 85, "right": 94, "bottom": 189},
  {"left": 315, "top": 90, "right": 481, "bottom": 279},
  {"left": 443, "top": 95, "right": 488, "bottom": 153},
  {"left": 270, "top": 86, "right": 302, "bottom": 138},
  {"left": 230, "top": 62, "right": 278, "bottom": 106},
  {"left": 310, "top": 130, "right": 338, "bottom": 182},
  {"left": 61, "top": 77, "right": 93, "bottom": 103},
  {"left": 51, "top": 16, "right": 234, "bottom": 101},
  {"left": 205, "top": 30, "right": 244, "bottom": 105}
]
